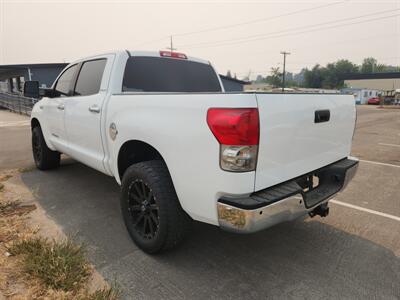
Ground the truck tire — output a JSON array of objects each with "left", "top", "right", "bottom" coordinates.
[
  {"left": 120, "top": 160, "right": 192, "bottom": 254},
  {"left": 32, "top": 126, "right": 60, "bottom": 170}
]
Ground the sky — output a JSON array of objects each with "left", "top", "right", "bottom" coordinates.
[{"left": 0, "top": 0, "right": 399, "bottom": 79}]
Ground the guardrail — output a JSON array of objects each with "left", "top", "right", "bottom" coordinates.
[{"left": 0, "top": 92, "right": 37, "bottom": 116}]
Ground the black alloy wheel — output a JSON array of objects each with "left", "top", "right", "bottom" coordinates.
[
  {"left": 120, "top": 160, "right": 192, "bottom": 253},
  {"left": 32, "top": 130, "right": 43, "bottom": 163},
  {"left": 127, "top": 179, "right": 160, "bottom": 240},
  {"left": 31, "top": 126, "right": 60, "bottom": 170}
]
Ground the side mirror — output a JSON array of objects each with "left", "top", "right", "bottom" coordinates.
[
  {"left": 23, "top": 81, "right": 40, "bottom": 98},
  {"left": 39, "top": 88, "right": 56, "bottom": 98}
]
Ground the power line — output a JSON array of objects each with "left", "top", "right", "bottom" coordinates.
[
  {"left": 181, "top": 8, "right": 399, "bottom": 48},
  {"left": 205, "top": 32, "right": 398, "bottom": 62},
  {"left": 221, "top": 32, "right": 396, "bottom": 60},
  {"left": 183, "top": 12, "right": 400, "bottom": 49},
  {"left": 173, "top": 0, "right": 348, "bottom": 37},
  {"left": 133, "top": 0, "right": 348, "bottom": 47}
]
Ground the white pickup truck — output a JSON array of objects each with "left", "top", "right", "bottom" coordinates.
[{"left": 25, "top": 50, "right": 358, "bottom": 253}]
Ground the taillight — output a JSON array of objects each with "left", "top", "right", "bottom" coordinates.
[
  {"left": 207, "top": 108, "right": 259, "bottom": 145},
  {"left": 159, "top": 51, "right": 187, "bottom": 59},
  {"left": 207, "top": 108, "right": 259, "bottom": 172}
]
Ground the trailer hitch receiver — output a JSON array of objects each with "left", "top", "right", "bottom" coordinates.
[{"left": 309, "top": 203, "right": 330, "bottom": 218}]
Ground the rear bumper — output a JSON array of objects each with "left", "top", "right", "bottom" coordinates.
[{"left": 217, "top": 157, "right": 358, "bottom": 233}]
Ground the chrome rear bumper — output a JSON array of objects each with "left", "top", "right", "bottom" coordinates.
[{"left": 217, "top": 157, "right": 358, "bottom": 233}]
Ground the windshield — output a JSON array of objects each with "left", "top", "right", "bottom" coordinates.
[{"left": 122, "top": 56, "right": 222, "bottom": 93}]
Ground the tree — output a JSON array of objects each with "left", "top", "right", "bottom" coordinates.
[
  {"left": 226, "top": 70, "right": 232, "bottom": 78},
  {"left": 324, "top": 59, "right": 359, "bottom": 88},
  {"left": 303, "top": 60, "right": 359, "bottom": 89},
  {"left": 334, "top": 59, "right": 359, "bottom": 75},
  {"left": 303, "top": 65, "right": 325, "bottom": 88},
  {"left": 256, "top": 57, "right": 398, "bottom": 88},
  {"left": 361, "top": 57, "right": 378, "bottom": 73},
  {"left": 265, "top": 67, "right": 282, "bottom": 87},
  {"left": 255, "top": 75, "right": 264, "bottom": 83},
  {"left": 293, "top": 68, "right": 307, "bottom": 85}
]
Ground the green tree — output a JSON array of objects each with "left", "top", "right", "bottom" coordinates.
[
  {"left": 303, "top": 65, "right": 325, "bottom": 88},
  {"left": 265, "top": 67, "right": 282, "bottom": 87},
  {"left": 324, "top": 60, "right": 359, "bottom": 88},
  {"left": 360, "top": 57, "right": 378, "bottom": 73},
  {"left": 288, "top": 57, "right": 398, "bottom": 89},
  {"left": 304, "top": 60, "right": 359, "bottom": 89}
]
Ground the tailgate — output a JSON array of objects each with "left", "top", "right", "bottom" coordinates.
[{"left": 254, "top": 93, "right": 355, "bottom": 191}]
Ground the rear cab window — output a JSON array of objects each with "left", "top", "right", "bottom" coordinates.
[{"left": 122, "top": 56, "right": 222, "bottom": 93}]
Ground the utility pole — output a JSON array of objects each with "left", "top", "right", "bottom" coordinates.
[
  {"left": 280, "top": 51, "right": 290, "bottom": 92},
  {"left": 166, "top": 36, "right": 177, "bottom": 51}
]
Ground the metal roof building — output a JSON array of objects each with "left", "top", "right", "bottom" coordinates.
[
  {"left": 343, "top": 72, "right": 400, "bottom": 91},
  {"left": 219, "top": 75, "right": 250, "bottom": 92},
  {"left": 0, "top": 63, "right": 67, "bottom": 93}
]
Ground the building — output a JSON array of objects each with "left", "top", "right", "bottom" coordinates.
[
  {"left": 341, "top": 88, "right": 380, "bottom": 105},
  {"left": 343, "top": 72, "right": 400, "bottom": 91},
  {"left": 0, "top": 63, "right": 67, "bottom": 94},
  {"left": 219, "top": 75, "right": 250, "bottom": 92}
]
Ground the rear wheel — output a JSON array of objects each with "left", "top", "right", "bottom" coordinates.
[
  {"left": 120, "top": 160, "right": 192, "bottom": 254},
  {"left": 32, "top": 126, "right": 60, "bottom": 170}
]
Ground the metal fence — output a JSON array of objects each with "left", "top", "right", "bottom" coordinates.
[{"left": 0, "top": 92, "right": 37, "bottom": 116}]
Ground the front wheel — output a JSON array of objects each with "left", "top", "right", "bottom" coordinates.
[
  {"left": 32, "top": 126, "right": 60, "bottom": 170},
  {"left": 120, "top": 160, "right": 192, "bottom": 254}
]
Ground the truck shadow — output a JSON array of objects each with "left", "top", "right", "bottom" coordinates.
[{"left": 21, "top": 160, "right": 400, "bottom": 300}]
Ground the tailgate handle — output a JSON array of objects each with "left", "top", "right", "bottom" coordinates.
[{"left": 314, "top": 110, "right": 330, "bottom": 123}]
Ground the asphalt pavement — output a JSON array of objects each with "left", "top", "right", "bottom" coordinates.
[
  {"left": 0, "top": 106, "right": 399, "bottom": 299},
  {"left": 0, "top": 109, "right": 32, "bottom": 170}
]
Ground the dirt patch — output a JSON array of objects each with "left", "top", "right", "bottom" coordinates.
[{"left": 0, "top": 170, "right": 119, "bottom": 299}]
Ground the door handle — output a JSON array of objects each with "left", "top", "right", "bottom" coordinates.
[
  {"left": 314, "top": 109, "right": 330, "bottom": 123},
  {"left": 57, "top": 104, "right": 65, "bottom": 110},
  {"left": 88, "top": 105, "right": 101, "bottom": 113}
]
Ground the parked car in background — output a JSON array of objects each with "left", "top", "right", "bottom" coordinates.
[
  {"left": 24, "top": 50, "right": 359, "bottom": 254},
  {"left": 367, "top": 97, "right": 380, "bottom": 105}
]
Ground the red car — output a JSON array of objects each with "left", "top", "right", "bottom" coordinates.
[{"left": 367, "top": 97, "right": 380, "bottom": 105}]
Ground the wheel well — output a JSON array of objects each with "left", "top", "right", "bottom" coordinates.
[
  {"left": 118, "top": 140, "right": 163, "bottom": 179},
  {"left": 31, "top": 118, "right": 40, "bottom": 130}
]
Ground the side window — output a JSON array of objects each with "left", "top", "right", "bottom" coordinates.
[
  {"left": 74, "top": 59, "right": 107, "bottom": 96},
  {"left": 54, "top": 64, "right": 78, "bottom": 97}
]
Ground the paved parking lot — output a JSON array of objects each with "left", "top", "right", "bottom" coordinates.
[
  {"left": 0, "top": 110, "right": 31, "bottom": 170},
  {"left": 0, "top": 106, "right": 399, "bottom": 299}
]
